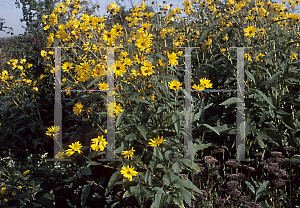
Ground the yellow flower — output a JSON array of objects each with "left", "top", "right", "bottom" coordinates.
[
  {"left": 23, "top": 170, "right": 30, "bottom": 175},
  {"left": 62, "top": 62, "right": 73, "bottom": 72},
  {"left": 200, "top": 78, "right": 213, "bottom": 89},
  {"left": 221, "top": 48, "right": 226, "bottom": 52},
  {"left": 120, "top": 165, "right": 138, "bottom": 181},
  {"left": 149, "top": 136, "right": 165, "bottom": 147},
  {"left": 192, "top": 84, "right": 205, "bottom": 91},
  {"left": 168, "top": 52, "right": 178, "bottom": 67},
  {"left": 0, "top": 187, "right": 6, "bottom": 196},
  {"left": 55, "top": 151, "right": 65, "bottom": 159},
  {"left": 67, "top": 141, "right": 83, "bottom": 155},
  {"left": 122, "top": 147, "right": 135, "bottom": 159},
  {"left": 114, "top": 61, "right": 127, "bottom": 77},
  {"left": 91, "top": 135, "right": 108, "bottom": 151},
  {"left": 114, "top": 102, "right": 124, "bottom": 117},
  {"left": 256, "top": 53, "right": 265, "bottom": 62},
  {"left": 98, "top": 82, "right": 108, "bottom": 91},
  {"left": 290, "top": 53, "right": 297, "bottom": 60},
  {"left": 168, "top": 79, "right": 182, "bottom": 90},
  {"left": 45, "top": 125, "right": 60, "bottom": 139},
  {"left": 244, "top": 53, "right": 252, "bottom": 62},
  {"left": 41, "top": 50, "right": 47, "bottom": 57},
  {"left": 65, "top": 148, "right": 75, "bottom": 157},
  {"left": 107, "top": 2, "right": 120, "bottom": 15},
  {"left": 244, "top": 26, "right": 256, "bottom": 38},
  {"left": 150, "top": 95, "right": 155, "bottom": 101},
  {"left": 48, "top": 14, "right": 57, "bottom": 26},
  {"left": 73, "top": 102, "right": 84, "bottom": 115},
  {"left": 141, "top": 60, "right": 154, "bottom": 76}
]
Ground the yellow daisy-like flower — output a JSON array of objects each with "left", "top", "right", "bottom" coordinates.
[
  {"left": 106, "top": 2, "right": 120, "bottom": 15},
  {"left": 114, "top": 61, "right": 126, "bottom": 77},
  {"left": 200, "top": 78, "right": 213, "bottom": 89},
  {"left": 67, "top": 141, "right": 83, "bottom": 155},
  {"left": 244, "top": 53, "right": 252, "bottom": 62},
  {"left": 62, "top": 62, "right": 73, "bottom": 72},
  {"left": 244, "top": 26, "right": 256, "bottom": 38},
  {"left": 91, "top": 135, "right": 108, "bottom": 151},
  {"left": 141, "top": 60, "right": 154, "bottom": 76},
  {"left": 256, "top": 53, "right": 265, "bottom": 62},
  {"left": 65, "top": 148, "right": 75, "bottom": 157},
  {"left": 120, "top": 165, "right": 138, "bottom": 181},
  {"left": 168, "top": 79, "right": 182, "bottom": 90},
  {"left": 23, "top": 170, "right": 30, "bottom": 175},
  {"left": 45, "top": 125, "right": 60, "bottom": 139},
  {"left": 0, "top": 187, "right": 6, "bottom": 196},
  {"left": 221, "top": 48, "right": 226, "bottom": 52},
  {"left": 122, "top": 147, "right": 135, "bottom": 159},
  {"left": 55, "top": 151, "right": 65, "bottom": 159},
  {"left": 149, "top": 136, "right": 165, "bottom": 147},
  {"left": 98, "top": 82, "right": 108, "bottom": 91},
  {"left": 192, "top": 84, "right": 205, "bottom": 91},
  {"left": 41, "top": 50, "right": 47, "bottom": 57},
  {"left": 73, "top": 102, "right": 84, "bottom": 115},
  {"left": 290, "top": 53, "right": 297, "bottom": 60},
  {"left": 168, "top": 52, "right": 178, "bottom": 67}
]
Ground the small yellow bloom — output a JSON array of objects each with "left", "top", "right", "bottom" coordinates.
[
  {"left": 45, "top": 126, "right": 60, "bottom": 139},
  {"left": 23, "top": 170, "right": 30, "bottom": 175},
  {"left": 73, "top": 102, "right": 84, "bottom": 115},
  {"left": 221, "top": 48, "right": 226, "bottom": 52},
  {"left": 168, "top": 79, "right": 182, "bottom": 90},
  {"left": 149, "top": 136, "right": 165, "bottom": 147},
  {"left": 0, "top": 187, "right": 6, "bottom": 196},
  {"left": 290, "top": 53, "right": 297, "bottom": 60},
  {"left": 41, "top": 50, "right": 47, "bottom": 57},
  {"left": 120, "top": 165, "right": 138, "bottom": 181},
  {"left": 122, "top": 147, "right": 135, "bottom": 159}
]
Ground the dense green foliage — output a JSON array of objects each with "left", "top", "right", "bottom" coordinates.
[{"left": 0, "top": 0, "right": 300, "bottom": 207}]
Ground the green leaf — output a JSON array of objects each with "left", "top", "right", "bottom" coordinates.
[
  {"left": 78, "top": 167, "right": 92, "bottom": 176},
  {"left": 35, "top": 197, "right": 55, "bottom": 208},
  {"left": 127, "top": 96, "right": 149, "bottom": 104},
  {"left": 87, "top": 75, "right": 106, "bottom": 88},
  {"left": 28, "top": 122, "right": 36, "bottom": 133},
  {"left": 137, "top": 125, "right": 148, "bottom": 141},
  {"left": 172, "top": 162, "right": 182, "bottom": 173},
  {"left": 86, "top": 161, "right": 100, "bottom": 167},
  {"left": 173, "top": 178, "right": 202, "bottom": 194},
  {"left": 245, "top": 69, "right": 256, "bottom": 84},
  {"left": 81, "top": 183, "right": 92, "bottom": 208},
  {"left": 162, "top": 174, "right": 171, "bottom": 186},
  {"left": 256, "top": 132, "right": 266, "bottom": 148},
  {"left": 105, "top": 171, "right": 121, "bottom": 196},
  {"left": 116, "top": 111, "right": 124, "bottom": 128},
  {"left": 176, "top": 187, "right": 192, "bottom": 207},
  {"left": 173, "top": 197, "right": 184, "bottom": 208},
  {"left": 172, "top": 112, "right": 180, "bottom": 134},
  {"left": 193, "top": 110, "right": 202, "bottom": 122},
  {"left": 296, "top": 110, "right": 300, "bottom": 120},
  {"left": 256, "top": 89, "right": 275, "bottom": 109},
  {"left": 255, "top": 181, "right": 270, "bottom": 202},
  {"left": 125, "top": 133, "right": 136, "bottom": 142},
  {"left": 219, "top": 97, "right": 242, "bottom": 106},
  {"left": 245, "top": 181, "right": 255, "bottom": 195},
  {"left": 151, "top": 187, "right": 165, "bottom": 208},
  {"left": 200, "top": 124, "right": 220, "bottom": 135}
]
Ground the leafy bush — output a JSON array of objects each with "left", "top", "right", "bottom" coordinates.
[{"left": 1, "top": 0, "right": 300, "bottom": 207}]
